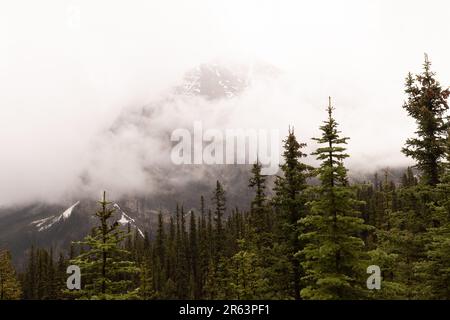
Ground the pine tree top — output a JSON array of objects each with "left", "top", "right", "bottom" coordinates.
[
  {"left": 311, "top": 97, "right": 350, "bottom": 187},
  {"left": 312, "top": 97, "right": 350, "bottom": 158}
]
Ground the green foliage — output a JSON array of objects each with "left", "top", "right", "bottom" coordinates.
[
  {"left": 225, "top": 239, "right": 269, "bottom": 299},
  {"left": 300, "top": 99, "right": 371, "bottom": 300},
  {"left": 0, "top": 249, "right": 22, "bottom": 300},
  {"left": 69, "top": 192, "right": 140, "bottom": 300},
  {"left": 21, "top": 246, "right": 66, "bottom": 300},
  {"left": 402, "top": 55, "right": 450, "bottom": 186},
  {"left": 273, "top": 128, "right": 312, "bottom": 300},
  {"left": 139, "top": 260, "right": 156, "bottom": 300},
  {"left": 415, "top": 172, "right": 450, "bottom": 299}
]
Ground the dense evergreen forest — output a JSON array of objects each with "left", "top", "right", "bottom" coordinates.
[{"left": 1, "top": 56, "right": 450, "bottom": 300}]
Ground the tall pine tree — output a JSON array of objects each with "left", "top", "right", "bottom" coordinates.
[
  {"left": 300, "top": 98, "right": 370, "bottom": 300},
  {"left": 69, "top": 191, "right": 140, "bottom": 300},
  {"left": 273, "top": 128, "right": 312, "bottom": 300},
  {"left": 402, "top": 54, "right": 450, "bottom": 186}
]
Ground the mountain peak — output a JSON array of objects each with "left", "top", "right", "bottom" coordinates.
[
  {"left": 174, "top": 61, "right": 279, "bottom": 100},
  {"left": 175, "top": 63, "right": 248, "bottom": 100}
]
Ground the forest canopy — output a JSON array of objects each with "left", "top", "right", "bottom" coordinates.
[{"left": 2, "top": 56, "right": 450, "bottom": 300}]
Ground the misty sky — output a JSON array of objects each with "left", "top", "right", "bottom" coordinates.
[{"left": 1, "top": 0, "right": 449, "bottom": 206}]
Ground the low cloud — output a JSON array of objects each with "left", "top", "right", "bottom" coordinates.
[{"left": 1, "top": 0, "right": 449, "bottom": 206}]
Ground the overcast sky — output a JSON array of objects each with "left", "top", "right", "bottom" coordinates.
[{"left": 0, "top": 0, "right": 449, "bottom": 206}]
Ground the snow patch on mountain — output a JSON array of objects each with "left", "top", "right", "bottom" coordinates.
[
  {"left": 31, "top": 201, "right": 80, "bottom": 232},
  {"left": 62, "top": 201, "right": 80, "bottom": 220},
  {"left": 31, "top": 216, "right": 55, "bottom": 229},
  {"left": 113, "top": 204, "right": 144, "bottom": 238}
]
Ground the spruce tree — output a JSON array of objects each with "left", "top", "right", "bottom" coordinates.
[
  {"left": 300, "top": 98, "right": 370, "bottom": 300},
  {"left": 245, "top": 161, "right": 283, "bottom": 299},
  {"left": 198, "top": 196, "right": 210, "bottom": 297},
  {"left": 189, "top": 210, "right": 201, "bottom": 298},
  {"left": 0, "top": 249, "right": 22, "bottom": 300},
  {"left": 154, "top": 210, "right": 165, "bottom": 294},
  {"left": 69, "top": 191, "right": 140, "bottom": 300},
  {"left": 249, "top": 161, "right": 269, "bottom": 236},
  {"left": 273, "top": 127, "right": 312, "bottom": 300},
  {"left": 402, "top": 55, "right": 450, "bottom": 186},
  {"left": 162, "top": 215, "right": 177, "bottom": 298},
  {"left": 212, "top": 181, "right": 226, "bottom": 260}
]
